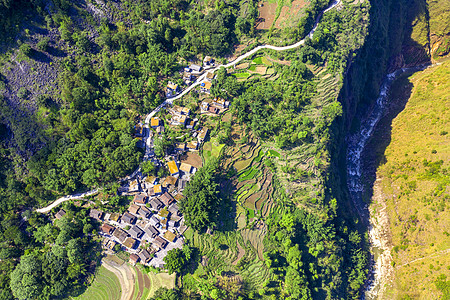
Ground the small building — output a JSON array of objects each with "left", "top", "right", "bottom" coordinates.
[
  {"left": 186, "top": 119, "right": 197, "bottom": 129},
  {"left": 203, "top": 56, "right": 214, "bottom": 67},
  {"left": 150, "top": 118, "right": 161, "bottom": 128},
  {"left": 174, "top": 194, "right": 185, "bottom": 202},
  {"left": 206, "top": 71, "right": 215, "bottom": 81},
  {"left": 153, "top": 236, "right": 168, "bottom": 249},
  {"left": 123, "top": 237, "right": 137, "bottom": 249},
  {"left": 212, "top": 97, "right": 228, "bottom": 108},
  {"left": 129, "top": 254, "right": 140, "bottom": 265},
  {"left": 138, "top": 206, "right": 152, "bottom": 218},
  {"left": 113, "top": 228, "right": 128, "bottom": 243},
  {"left": 138, "top": 249, "right": 153, "bottom": 264},
  {"left": 208, "top": 106, "right": 219, "bottom": 114},
  {"left": 128, "top": 204, "right": 140, "bottom": 215},
  {"left": 201, "top": 101, "right": 209, "bottom": 111},
  {"left": 89, "top": 209, "right": 103, "bottom": 221},
  {"left": 108, "top": 213, "right": 121, "bottom": 222},
  {"left": 166, "top": 82, "right": 179, "bottom": 97},
  {"left": 55, "top": 209, "right": 66, "bottom": 220},
  {"left": 122, "top": 212, "right": 137, "bottom": 224},
  {"left": 144, "top": 225, "right": 159, "bottom": 239},
  {"left": 198, "top": 127, "right": 209, "bottom": 142},
  {"left": 189, "top": 64, "right": 202, "bottom": 72},
  {"left": 167, "top": 160, "right": 179, "bottom": 176},
  {"left": 156, "top": 126, "right": 165, "bottom": 134},
  {"left": 128, "top": 225, "right": 145, "bottom": 239},
  {"left": 154, "top": 184, "right": 162, "bottom": 194},
  {"left": 145, "top": 176, "right": 157, "bottom": 185},
  {"left": 147, "top": 187, "right": 155, "bottom": 197},
  {"left": 100, "top": 223, "right": 115, "bottom": 235},
  {"left": 186, "top": 141, "right": 199, "bottom": 151},
  {"left": 178, "top": 178, "right": 188, "bottom": 191},
  {"left": 163, "top": 230, "right": 177, "bottom": 243},
  {"left": 148, "top": 198, "right": 164, "bottom": 211},
  {"left": 180, "top": 163, "right": 193, "bottom": 173},
  {"left": 200, "top": 81, "right": 212, "bottom": 93},
  {"left": 173, "top": 105, "right": 191, "bottom": 116},
  {"left": 168, "top": 203, "right": 181, "bottom": 217},
  {"left": 162, "top": 176, "right": 178, "bottom": 188},
  {"left": 149, "top": 215, "right": 160, "bottom": 227},
  {"left": 175, "top": 143, "right": 186, "bottom": 152},
  {"left": 183, "top": 72, "right": 194, "bottom": 81},
  {"left": 105, "top": 239, "right": 118, "bottom": 251},
  {"left": 133, "top": 194, "right": 147, "bottom": 205},
  {"left": 159, "top": 192, "right": 175, "bottom": 207},
  {"left": 168, "top": 220, "right": 177, "bottom": 228}
]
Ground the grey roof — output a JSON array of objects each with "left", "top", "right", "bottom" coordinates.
[
  {"left": 189, "top": 64, "right": 202, "bottom": 72},
  {"left": 167, "top": 204, "right": 180, "bottom": 216},
  {"left": 138, "top": 249, "right": 152, "bottom": 263},
  {"left": 89, "top": 209, "right": 103, "bottom": 220},
  {"left": 129, "top": 225, "right": 144, "bottom": 239},
  {"left": 144, "top": 225, "right": 159, "bottom": 238},
  {"left": 149, "top": 215, "right": 160, "bottom": 227},
  {"left": 55, "top": 209, "right": 66, "bottom": 219},
  {"left": 122, "top": 212, "right": 136, "bottom": 224},
  {"left": 138, "top": 206, "right": 152, "bottom": 218},
  {"left": 148, "top": 198, "right": 164, "bottom": 210}
]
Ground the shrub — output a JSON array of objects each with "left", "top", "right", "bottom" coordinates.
[
  {"left": 36, "top": 37, "right": 50, "bottom": 52},
  {"left": 17, "top": 88, "right": 29, "bottom": 99},
  {"left": 20, "top": 43, "right": 33, "bottom": 57}
]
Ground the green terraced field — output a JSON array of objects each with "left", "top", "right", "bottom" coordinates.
[{"left": 74, "top": 266, "right": 121, "bottom": 300}]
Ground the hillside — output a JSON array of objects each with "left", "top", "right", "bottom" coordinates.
[{"left": 371, "top": 61, "right": 450, "bottom": 299}]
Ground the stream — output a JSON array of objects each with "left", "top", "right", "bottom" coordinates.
[{"left": 345, "top": 64, "right": 431, "bottom": 299}]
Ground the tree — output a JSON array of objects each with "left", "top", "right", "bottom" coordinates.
[
  {"left": 36, "top": 37, "right": 50, "bottom": 52},
  {"left": 19, "top": 43, "right": 32, "bottom": 57},
  {"left": 10, "top": 255, "right": 43, "bottom": 300},
  {"left": 163, "top": 248, "right": 186, "bottom": 274},
  {"left": 150, "top": 287, "right": 179, "bottom": 300},
  {"left": 141, "top": 161, "right": 156, "bottom": 176}
]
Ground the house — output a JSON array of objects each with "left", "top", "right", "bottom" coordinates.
[
  {"left": 138, "top": 249, "right": 153, "bottom": 264},
  {"left": 108, "top": 213, "right": 121, "bottom": 222},
  {"left": 167, "top": 160, "right": 179, "bottom": 176},
  {"left": 168, "top": 203, "right": 181, "bottom": 217},
  {"left": 133, "top": 194, "right": 147, "bottom": 205},
  {"left": 129, "top": 180, "right": 140, "bottom": 192},
  {"left": 178, "top": 178, "right": 188, "bottom": 191},
  {"left": 180, "top": 163, "right": 193, "bottom": 173},
  {"left": 147, "top": 187, "right": 155, "bottom": 197},
  {"left": 174, "top": 194, "right": 185, "bottom": 202},
  {"left": 175, "top": 143, "right": 186, "bottom": 152},
  {"left": 208, "top": 106, "right": 219, "bottom": 114},
  {"left": 166, "top": 82, "right": 179, "bottom": 97},
  {"left": 153, "top": 236, "right": 168, "bottom": 249},
  {"left": 206, "top": 71, "right": 215, "bottom": 81},
  {"left": 148, "top": 198, "right": 164, "bottom": 211},
  {"left": 168, "top": 219, "right": 177, "bottom": 228},
  {"left": 55, "top": 209, "right": 66, "bottom": 220},
  {"left": 163, "top": 230, "right": 177, "bottom": 243},
  {"left": 156, "top": 126, "right": 165, "bottom": 134},
  {"left": 121, "top": 212, "right": 136, "bottom": 224},
  {"left": 189, "top": 64, "right": 202, "bottom": 72},
  {"left": 159, "top": 192, "right": 175, "bottom": 206},
  {"left": 144, "top": 225, "right": 159, "bottom": 239},
  {"left": 198, "top": 127, "right": 209, "bottom": 142},
  {"left": 149, "top": 215, "right": 160, "bottom": 227},
  {"left": 129, "top": 254, "right": 140, "bottom": 265},
  {"left": 100, "top": 223, "right": 115, "bottom": 235},
  {"left": 173, "top": 105, "right": 191, "bottom": 116},
  {"left": 113, "top": 228, "right": 128, "bottom": 243},
  {"left": 162, "top": 176, "right": 178, "bottom": 188},
  {"left": 186, "top": 119, "right": 197, "bottom": 129},
  {"left": 186, "top": 141, "right": 199, "bottom": 151},
  {"left": 128, "top": 204, "right": 140, "bottom": 215},
  {"left": 183, "top": 72, "right": 193, "bottom": 81},
  {"left": 123, "top": 237, "right": 137, "bottom": 249},
  {"left": 154, "top": 184, "right": 162, "bottom": 194},
  {"left": 212, "top": 97, "right": 228, "bottom": 108},
  {"left": 145, "top": 176, "right": 157, "bottom": 185},
  {"left": 105, "top": 239, "right": 118, "bottom": 251},
  {"left": 203, "top": 56, "right": 214, "bottom": 67},
  {"left": 138, "top": 206, "right": 152, "bottom": 218},
  {"left": 201, "top": 101, "right": 209, "bottom": 111},
  {"left": 128, "top": 225, "right": 145, "bottom": 239},
  {"left": 89, "top": 209, "right": 103, "bottom": 221},
  {"left": 150, "top": 117, "right": 161, "bottom": 128},
  {"left": 200, "top": 81, "right": 212, "bottom": 93}
]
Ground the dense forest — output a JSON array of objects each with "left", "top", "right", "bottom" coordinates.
[{"left": 0, "top": 0, "right": 424, "bottom": 298}]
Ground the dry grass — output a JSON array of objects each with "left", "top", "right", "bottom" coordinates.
[{"left": 377, "top": 62, "right": 450, "bottom": 299}]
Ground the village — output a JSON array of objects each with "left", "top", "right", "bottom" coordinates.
[{"left": 52, "top": 55, "right": 232, "bottom": 269}]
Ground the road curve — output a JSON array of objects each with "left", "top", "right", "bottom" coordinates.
[{"left": 37, "top": 0, "right": 341, "bottom": 214}]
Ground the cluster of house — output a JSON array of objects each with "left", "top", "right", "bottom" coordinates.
[{"left": 200, "top": 97, "right": 230, "bottom": 115}]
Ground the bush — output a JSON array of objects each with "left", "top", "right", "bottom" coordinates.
[
  {"left": 20, "top": 43, "right": 33, "bottom": 57},
  {"left": 17, "top": 88, "right": 29, "bottom": 99},
  {"left": 36, "top": 37, "right": 50, "bottom": 52}
]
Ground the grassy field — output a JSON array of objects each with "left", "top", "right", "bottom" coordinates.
[
  {"left": 377, "top": 62, "right": 450, "bottom": 299},
  {"left": 73, "top": 266, "right": 121, "bottom": 300}
]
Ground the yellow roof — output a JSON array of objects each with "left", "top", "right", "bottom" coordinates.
[
  {"left": 164, "top": 231, "right": 177, "bottom": 242},
  {"left": 181, "top": 107, "right": 190, "bottom": 114},
  {"left": 180, "top": 163, "right": 192, "bottom": 173},
  {"left": 202, "top": 81, "right": 212, "bottom": 89},
  {"left": 167, "top": 83, "right": 178, "bottom": 90},
  {"left": 167, "top": 160, "right": 179, "bottom": 175},
  {"left": 150, "top": 118, "right": 160, "bottom": 127},
  {"left": 154, "top": 184, "right": 162, "bottom": 194},
  {"left": 162, "top": 176, "right": 178, "bottom": 187}
]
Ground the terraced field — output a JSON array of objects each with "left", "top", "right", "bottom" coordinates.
[{"left": 74, "top": 266, "right": 121, "bottom": 300}]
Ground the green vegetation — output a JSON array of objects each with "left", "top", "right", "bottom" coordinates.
[{"left": 73, "top": 266, "right": 121, "bottom": 300}]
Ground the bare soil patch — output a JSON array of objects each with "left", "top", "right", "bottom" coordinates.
[
  {"left": 180, "top": 152, "right": 202, "bottom": 169},
  {"left": 256, "top": 2, "right": 277, "bottom": 30}
]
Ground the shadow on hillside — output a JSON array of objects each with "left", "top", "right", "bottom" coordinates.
[{"left": 360, "top": 74, "right": 415, "bottom": 205}]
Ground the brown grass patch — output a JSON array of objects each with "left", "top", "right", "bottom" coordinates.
[
  {"left": 180, "top": 152, "right": 203, "bottom": 169},
  {"left": 275, "top": 0, "right": 308, "bottom": 28},
  {"left": 256, "top": 2, "right": 277, "bottom": 30}
]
